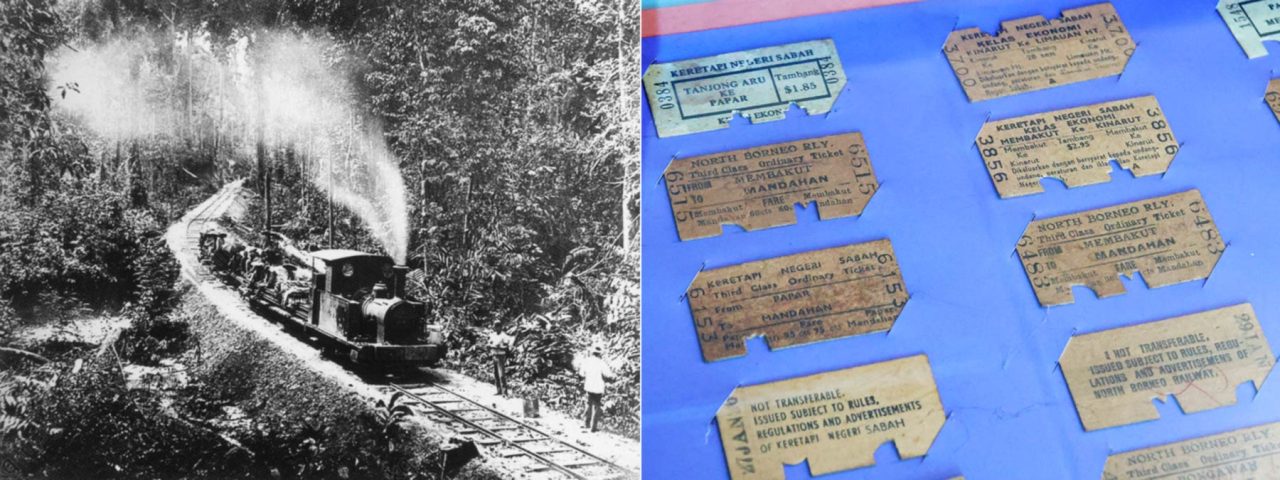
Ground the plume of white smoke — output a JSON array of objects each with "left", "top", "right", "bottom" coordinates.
[
  {"left": 47, "top": 35, "right": 182, "bottom": 140},
  {"left": 48, "top": 31, "right": 412, "bottom": 263}
]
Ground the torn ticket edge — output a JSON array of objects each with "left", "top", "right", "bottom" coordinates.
[
  {"left": 1218, "top": 1, "right": 1280, "bottom": 59},
  {"left": 1266, "top": 78, "right": 1280, "bottom": 123},
  {"left": 943, "top": 3, "right": 1135, "bottom": 102},
  {"left": 1102, "top": 421, "right": 1280, "bottom": 478},
  {"left": 642, "top": 39, "right": 847, "bottom": 138},
  {"left": 687, "top": 239, "right": 907, "bottom": 362},
  {"left": 665, "top": 132, "right": 878, "bottom": 240},
  {"left": 1015, "top": 189, "right": 1225, "bottom": 307},
  {"left": 977, "top": 95, "right": 1179, "bottom": 198},
  {"left": 1059, "top": 303, "right": 1275, "bottom": 431},
  {"left": 716, "top": 355, "right": 944, "bottom": 480}
]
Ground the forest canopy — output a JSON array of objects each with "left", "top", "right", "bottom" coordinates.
[{"left": 1, "top": 0, "right": 639, "bottom": 436}]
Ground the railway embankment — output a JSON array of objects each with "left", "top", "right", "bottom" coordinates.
[
  {"left": 171, "top": 285, "right": 498, "bottom": 479},
  {"left": 160, "top": 183, "right": 637, "bottom": 479},
  {"left": 160, "top": 183, "right": 503, "bottom": 479}
]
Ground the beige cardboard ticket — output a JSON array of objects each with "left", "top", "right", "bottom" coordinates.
[
  {"left": 1103, "top": 422, "right": 1280, "bottom": 479},
  {"left": 717, "top": 355, "right": 944, "bottom": 480},
  {"left": 688, "top": 239, "right": 907, "bottom": 362},
  {"left": 643, "top": 40, "right": 846, "bottom": 137},
  {"left": 1218, "top": 1, "right": 1280, "bottom": 59},
  {"left": 665, "top": 133, "right": 878, "bottom": 240},
  {"left": 977, "top": 96, "right": 1179, "bottom": 198},
  {"left": 944, "top": 3, "right": 1134, "bottom": 102},
  {"left": 1267, "top": 78, "right": 1280, "bottom": 123},
  {"left": 1016, "top": 190, "right": 1225, "bottom": 306},
  {"left": 1060, "top": 304, "right": 1275, "bottom": 431}
]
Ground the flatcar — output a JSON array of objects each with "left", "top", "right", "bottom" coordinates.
[{"left": 198, "top": 230, "right": 447, "bottom": 367}]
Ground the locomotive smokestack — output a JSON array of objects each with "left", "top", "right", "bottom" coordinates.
[{"left": 393, "top": 265, "right": 409, "bottom": 298}]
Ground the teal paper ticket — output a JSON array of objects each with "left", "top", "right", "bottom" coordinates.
[{"left": 642, "top": 40, "right": 847, "bottom": 138}]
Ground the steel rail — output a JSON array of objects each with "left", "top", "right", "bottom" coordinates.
[
  {"left": 387, "top": 383, "right": 630, "bottom": 480},
  {"left": 416, "top": 382, "right": 630, "bottom": 476}
]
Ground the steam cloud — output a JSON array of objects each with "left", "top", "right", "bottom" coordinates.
[{"left": 48, "top": 31, "right": 412, "bottom": 263}]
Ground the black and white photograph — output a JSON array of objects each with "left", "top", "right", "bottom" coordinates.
[{"left": 0, "top": 0, "right": 639, "bottom": 479}]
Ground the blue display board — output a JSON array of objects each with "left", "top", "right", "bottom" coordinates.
[{"left": 640, "top": 1, "right": 1280, "bottom": 478}]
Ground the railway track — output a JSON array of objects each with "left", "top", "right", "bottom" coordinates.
[
  {"left": 181, "top": 180, "right": 246, "bottom": 277},
  {"left": 383, "top": 383, "right": 634, "bottom": 480},
  {"left": 175, "top": 183, "right": 637, "bottom": 480}
]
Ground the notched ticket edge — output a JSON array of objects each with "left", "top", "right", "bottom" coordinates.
[
  {"left": 945, "top": 2, "right": 1136, "bottom": 102},
  {"left": 1016, "top": 189, "right": 1226, "bottom": 306},
  {"left": 661, "top": 133, "right": 881, "bottom": 239},
  {"left": 714, "top": 355, "right": 946, "bottom": 477},
  {"left": 641, "top": 39, "right": 848, "bottom": 137},
  {"left": 975, "top": 95, "right": 1178, "bottom": 198},
  {"left": 1056, "top": 303, "right": 1276, "bottom": 430},
  {"left": 685, "top": 239, "right": 908, "bottom": 361}
]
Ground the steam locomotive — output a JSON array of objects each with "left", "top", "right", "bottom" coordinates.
[{"left": 198, "top": 229, "right": 447, "bottom": 367}]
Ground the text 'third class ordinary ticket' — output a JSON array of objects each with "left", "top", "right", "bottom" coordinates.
[
  {"left": 1103, "top": 421, "right": 1280, "bottom": 478},
  {"left": 687, "top": 239, "right": 907, "bottom": 362},
  {"left": 1016, "top": 190, "right": 1225, "bottom": 306},
  {"left": 664, "top": 132, "right": 878, "bottom": 240}
]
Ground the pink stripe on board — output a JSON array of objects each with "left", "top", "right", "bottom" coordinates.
[{"left": 642, "top": 0, "right": 917, "bottom": 38}]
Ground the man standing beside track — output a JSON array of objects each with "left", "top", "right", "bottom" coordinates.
[
  {"left": 488, "top": 330, "right": 514, "bottom": 396},
  {"left": 576, "top": 346, "right": 613, "bottom": 432}
]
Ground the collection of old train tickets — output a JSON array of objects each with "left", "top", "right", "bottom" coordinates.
[{"left": 643, "top": 2, "right": 1278, "bottom": 479}]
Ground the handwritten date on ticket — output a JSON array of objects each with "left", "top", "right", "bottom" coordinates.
[
  {"left": 977, "top": 96, "right": 1179, "bottom": 198},
  {"left": 943, "top": 3, "right": 1134, "bottom": 102},
  {"left": 716, "top": 355, "right": 944, "bottom": 480},
  {"left": 1219, "top": 1, "right": 1280, "bottom": 59},
  {"left": 1016, "top": 190, "right": 1225, "bottom": 306},
  {"left": 687, "top": 240, "right": 907, "bottom": 362},
  {"left": 664, "top": 133, "right": 878, "bottom": 240},
  {"left": 642, "top": 40, "right": 846, "bottom": 138},
  {"left": 1103, "top": 422, "right": 1280, "bottom": 479},
  {"left": 1060, "top": 304, "right": 1275, "bottom": 431}
]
